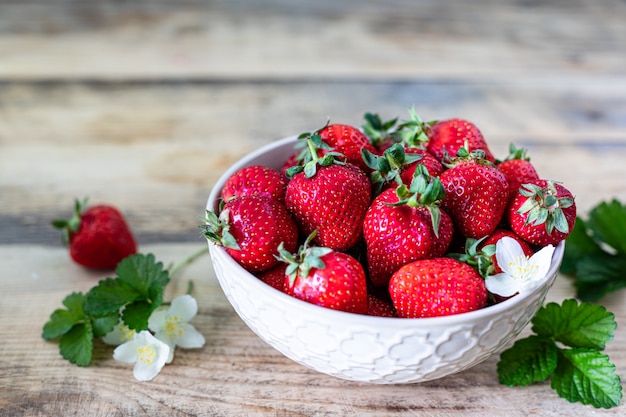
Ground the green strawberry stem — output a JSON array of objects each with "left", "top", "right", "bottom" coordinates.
[
  {"left": 388, "top": 164, "right": 446, "bottom": 237},
  {"left": 394, "top": 106, "right": 435, "bottom": 149},
  {"left": 443, "top": 140, "right": 492, "bottom": 168},
  {"left": 361, "top": 112, "right": 399, "bottom": 147},
  {"left": 286, "top": 133, "right": 345, "bottom": 179},
  {"left": 447, "top": 236, "right": 496, "bottom": 279},
  {"left": 501, "top": 143, "right": 531, "bottom": 162},
  {"left": 167, "top": 246, "right": 209, "bottom": 280},
  {"left": 277, "top": 230, "right": 332, "bottom": 286},
  {"left": 199, "top": 209, "right": 241, "bottom": 250},
  {"left": 361, "top": 143, "right": 423, "bottom": 196},
  {"left": 51, "top": 197, "right": 89, "bottom": 244}
]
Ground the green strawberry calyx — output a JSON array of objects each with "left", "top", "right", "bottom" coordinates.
[
  {"left": 361, "top": 143, "right": 424, "bottom": 196},
  {"left": 443, "top": 140, "right": 493, "bottom": 169},
  {"left": 199, "top": 205, "right": 241, "bottom": 251},
  {"left": 500, "top": 143, "right": 532, "bottom": 163},
  {"left": 387, "top": 164, "right": 446, "bottom": 237},
  {"left": 448, "top": 236, "right": 497, "bottom": 279},
  {"left": 393, "top": 106, "right": 436, "bottom": 149},
  {"left": 286, "top": 128, "right": 346, "bottom": 179},
  {"left": 277, "top": 230, "right": 332, "bottom": 287},
  {"left": 361, "top": 112, "right": 400, "bottom": 148},
  {"left": 51, "top": 197, "right": 88, "bottom": 244},
  {"left": 517, "top": 181, "right": 575, "bottom": 234}
]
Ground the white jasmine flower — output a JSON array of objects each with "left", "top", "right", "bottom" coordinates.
[
  {"left": 148, "top": 294, "right": 205, "bottom": 363},
  {"left": 485, "top": 236, "right": 555, "bottom": 297},
  {"left": 102, "top": 322, "right": 136, "bottom": 346},
  {"left": 113, "top": 330, "right": 170, "bottom": 381}
]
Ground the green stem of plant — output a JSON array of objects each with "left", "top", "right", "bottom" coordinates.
[{"left": 168, "top": 245, "right": 209, "bottom": 280}]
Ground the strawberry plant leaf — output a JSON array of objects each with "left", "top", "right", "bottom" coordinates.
[
  {"left": 115, "top": 253, "right": 170, "bottom": 305},
  {"left": 561, "top": 199, "right": 626, "bottom": 301},
  {"left": 586, "top": 199, "right": 626, "bottom": 255},
  {"left": 84, "top": 277, "right": 140, "bottom": 317},
  {"left": 42, "top": 292, "right": 86, "bottom": 339},
  {"left": 121, "top": 300, "right": 155, "bottom": 331},
  {"left": 497, "top": 335, "right": 558, "bottom": 386},
  {"left": 498, "top": 299, "right": 621, "bottom": 409},
  {"left": 59, "top": 322, "right": 93, "bottom": 367},
  {"left": 551, "top": 348, "right": 622, "bottom": 409},
  {"left": 573, "top": 253, "right": 626, "bottom": 301},
  {"left": 560, "top": 218, "right": 602, "bottom": 275},
  {"left": 91, "top": 312, "right": 120, "bottom": 338},
  {"left": 531, "top": 299, "right": 616, "bottom": 350}
]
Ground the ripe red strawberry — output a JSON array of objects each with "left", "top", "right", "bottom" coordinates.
[
  {"left": 278, "top": 233, "right": 368, "bottom": 314},
  {"left": 497, "top": 144, "right": 540, "bottom": 202},
  {"left": 507, "top": 179, "right": 576, "bottom": 246},
  {"left": 363, "top": 166, "right": 454, "bottom": 286},
  {"left": 52, "top": 198, "right": 137, "bottom": 269},
  {"left": 285, "top": 137, "right": 371, "bottom": 251},
  {"left": 221, "top": 165, "right": 288, "bottom": 203},
  {"left": 256, "top": 264, "right": 287, "bottom": 292},
  {"left": 427, "top": 118, "right": 495, "bottom": 163},
  {"left": 439, "top": 148, "right": 509, "bottom": 239},
  {"left": 389, "top": 257, "right": 488, "bottom": 318},
  {"left": 317, "top": 123, "right": 377, "bottom": 173},
  {"left": 367, "top": 294, "right": 397, "bottom": 317},
  {"left": 202, "top": 195, "right": 299, "bottom": 273}
]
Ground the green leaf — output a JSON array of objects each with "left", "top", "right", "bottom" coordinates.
[
  {"left": 560, "top": 218, "right": 602, "bottom": 275},
  {"left": 59, "top": 322, "right": 94, "bottom": 367},
  {"left": 91, "top": 312, "right": 120, "bottom": 338},
  {"left": 551, "top": 348, "right": 622, "bottom": 409},
  {"left": 115, "top": 253, "right": 170, "bottom": 304},
  {"left": 122, "top": 300, "right": 155, "bottom": 331},
  {"left": 84, "top": 277, "right": 140, "bottom": 317},
  {"left": 573, "top": 253, "right": 626, "bottom": 301},
  {"left": 532, "top": 299, "right": 616, "bottom": 350},
  {"left": 587, "top": 199, "right": 626, "bottom": 255},
  {"left": 497, "top": 335, "right": 558, "bottom": 386},
  {"left": 42, "top": 292, "right": 86, "bottom": 339}
]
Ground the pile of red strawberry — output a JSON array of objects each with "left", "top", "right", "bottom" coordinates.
[{"left": 203, "top": 110, "right": 576, "bottom": 319}]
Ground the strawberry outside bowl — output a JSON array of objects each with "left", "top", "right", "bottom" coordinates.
[{"left": 204, "top": 136, "right": 565, "bottom": 384}]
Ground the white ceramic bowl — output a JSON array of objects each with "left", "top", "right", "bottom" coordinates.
[{"left": 205, "top": 136, "right": 564, "bottom": 384}]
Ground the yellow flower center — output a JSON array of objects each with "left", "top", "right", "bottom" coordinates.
[
  {"left": 164, "top": 315, "right": 186, "bottom": 339},
  {"left": 120, "top": 325, "right": 136, "bottom": 343},
  {"left": 508, "top": 254, "right": 539, "bottom": 281},
  {"left": 136, "top": 345, "right": 157, "bottom": 366}
]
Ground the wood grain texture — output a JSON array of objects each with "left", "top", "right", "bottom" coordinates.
[
  {"left": 1, "top": 0, "right": 625, "bottom": 415},
  {"left": 1, "top": 80, "right": 625, "bottom": 245},
  {"left": 0, "top": 0, "right": 624, "bottom": 80},
  {"left": 1, "top": 244, "right": 624, "bottom": 417}
]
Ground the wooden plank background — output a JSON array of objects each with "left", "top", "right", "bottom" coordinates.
[{"left": 0, "top": 0, "right": 625, "bottom": 415}]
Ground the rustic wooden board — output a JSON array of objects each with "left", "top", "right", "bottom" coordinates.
[
  {"left": 1, "top": 80, "right": 625, "bottom": 245},
  {"left": 1, "top": 0, "right": 625, "bottom": 415},
  {"left": 0, "top": 243, "right": 624, "bottom": 417},
  {"left": 0, "top": 0, "right": 624, "bottom": 80}
]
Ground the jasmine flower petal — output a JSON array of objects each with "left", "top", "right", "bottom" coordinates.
[
  {"left": 113, "top": 331, "right": 170, "bottom": 382},
  {"left": 175, "top": 324, "right": 205, "bottom": 349},
  {"left": 102, "top": 322, "right": 136, "bottom": 346},
  {"left": 486, "top": 237, "right": 556, "bottom": 297},
  {"left": 485, "top": 272, "right": 520, "bottom": 297},
  {"left": 148, "top": 294, "right": 205, "bottom": 364},
  {"left": 169, "top": 294, "right": 198, "bottom": 323}
]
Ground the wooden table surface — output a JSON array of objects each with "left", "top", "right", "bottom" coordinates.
[{"left": 1, "top": 1, "right": 625, "bottom": 416}]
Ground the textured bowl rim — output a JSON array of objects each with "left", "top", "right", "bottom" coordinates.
[{"left": 205, "top": 136, "right": 565, "bottom": 328}]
